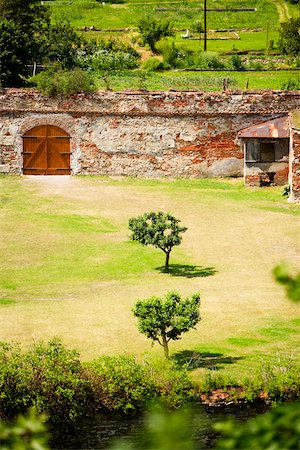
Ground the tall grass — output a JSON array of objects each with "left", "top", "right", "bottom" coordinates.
[{"left": 93, "top": 69, "right": 300, "bottom": 91}]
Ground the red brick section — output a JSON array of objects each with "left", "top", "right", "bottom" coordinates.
[
  {"left": 244, "top": 175, "right": 261, "bottom": 186},
  {"left": 290, "top": 130, "right": 300, "bottom": 202}
]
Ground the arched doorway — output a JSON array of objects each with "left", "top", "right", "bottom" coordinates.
[{"left": 22, "top": 125, "right": 71, "bottom": 175}]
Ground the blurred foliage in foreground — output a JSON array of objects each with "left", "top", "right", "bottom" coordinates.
[
  {"left": 0, "top": 408, "right": 49, "bottom": 450},
  {"left": 273, "top": 264, "right": 300, "bottom": 303},
  {"left": 215, "top": 401, "right": 300, "bottom": 450}
]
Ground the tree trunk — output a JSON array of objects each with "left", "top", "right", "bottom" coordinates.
[
  {"left": 165, "top": 251, "right": 170, "bottom": 270},
  {"left": 161, "top": 333, "right": 169, "bottom": 359}
]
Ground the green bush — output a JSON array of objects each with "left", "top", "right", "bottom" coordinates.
[
  {"left": 86, "top": 355, "right": 157, "bottom": 413},
  {"left": 244, "top": 355, "right": 300, "bottom": 403},
  {"left": 142, "top": 57, "right": 164, "bottom": 72},
  {"left": 0, "top": 339, "right": 94, "bottom": 423},
  {"left": 148, "top": 359, "right": 196, "bottom": 408},
  {"left": 76, "top": 39, "right": 140, "bottom": 72},
  {"left": 192, "top": 20, "right": 204, "bottom": 34},
  {"left": 198, "top": 371, "right": 234, "bottom": 395},
  {"left": 0, "top": 342, "right": 33, "bottom": 419},
  {"left": 196, "top": 52, "right": 225, "bottom": 69},
  {"left": 231, "top": 54, "right": 245, "bottom": 71},
  {"left": 26, "top": 339, "right": 93, "bottom": 422},
  {"left": 29, "top": 67, "right": 94, "bottom": 96}
]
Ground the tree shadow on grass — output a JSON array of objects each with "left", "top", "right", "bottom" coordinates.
[
  {"left": 172, "top": 350, "right": 244, "bottom": 371},
  {"left": 155, "top": 264, "right": 217, "bottom": 278}
]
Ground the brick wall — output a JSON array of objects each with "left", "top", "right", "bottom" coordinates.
[
  {"left": 289, "top": 112, "right": 300, "bottom": 202},
  {"left": 1, "top": 89, "right": 300, "bottom": 181}
]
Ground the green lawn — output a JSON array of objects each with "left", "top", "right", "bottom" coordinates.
[{"left": 0, "top": 175, "right": 299, "bottom": 381}]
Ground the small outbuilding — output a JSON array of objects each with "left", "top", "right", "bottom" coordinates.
[{"left": 238, "top": 116, "right": 290, "bottom": 186}]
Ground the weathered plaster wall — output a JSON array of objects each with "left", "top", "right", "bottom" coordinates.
[{"left": 1, "top": 88, "right": 300, "bottom": 179}]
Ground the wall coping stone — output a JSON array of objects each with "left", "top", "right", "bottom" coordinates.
[{"left": 1, "top": 88, "right": 300, "bottom": 118}]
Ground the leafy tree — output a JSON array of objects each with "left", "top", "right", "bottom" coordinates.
[
  {"left": 0, "top": 0, "right": 49, "bottom": 28},
  {"left": 132, "top": 291, "right": 201, "bottom": 358},
  {"left": 278, "top": 17, "right": 300, "bottom": 56},
  {"left": 128, "top": 211, "right": 187, "bottom": 270},
  {"left": 0, "top": 0, "right": 49, "bottom": 86},
  {"left": 45, "top": 21, "right": 84, "bottom": 69},
  {"left": 137, "top": 16, "right": 174, "bottom": 53}
]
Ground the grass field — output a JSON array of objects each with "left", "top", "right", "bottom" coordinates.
[
  {"left": 49, "top": 0, "right": 298, "bottom": 55},
  {"left": 44, "top": 0, "right": 300, "bottom": 91},
  {"left": 0, "top": 175, "right": 299, "bottom": 381},
  {"left": 93, "top": 69, "right": 300, "bottom": 91}
]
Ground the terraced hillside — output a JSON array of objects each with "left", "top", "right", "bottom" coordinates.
[{"left": 49, "top": 0, "right": 299, "bottom": 54}]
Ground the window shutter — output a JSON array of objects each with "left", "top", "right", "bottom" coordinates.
[{"left": 245, "top": 141, "right": 259, "bottom": 162}]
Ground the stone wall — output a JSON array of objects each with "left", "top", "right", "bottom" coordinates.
[{"left": 1, "top": 88, "right": 300, "bottom": 180}]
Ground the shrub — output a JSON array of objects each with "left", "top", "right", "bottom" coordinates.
[
  {"left": 157, "top": 42, "right": 192, "bottom": 69},
  {"left": 192, "top": 20, "right": 204, "bottom": 34},
  {"left": 0, "top": 342, "right": 33, "bottom": 419},
  {"left": 244, "top": 355, "right": 300, "bottom": 403},
  {"left": 86, "top": 355, "right": 157, "bottom": 413},
  {"left": 29, "top": 67, "right": 94, "bottom": 96},
  {"left": 196, "top": 52, "right": 225, "bottom": 69},
  {"left": 76, "top": 39, "right": 140, "bottom": 72},
  {"left": 249, "top": 60, "right": 263, "bottom": 71},
  {"left": 146, "top": 358, "right": 196, "bottom": 408},
  {"left": 142, "top": 57, "right": 164, "bottom": 72},
  {"left": 0, "top": 339, "right": 94, "bottom": 423},
  {"left": 231, "top": 54, "right": 245, "bottom": 70},
  {"left": 199, "top": 371, "right": 233, "bottom": 395},
  {"left": 26, "top": 339, "right": 93, "bottom": 422}
]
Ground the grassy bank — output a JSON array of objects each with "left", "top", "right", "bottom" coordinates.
[{"left": 0, "top": 175, "right": 299, "bottom": 382}]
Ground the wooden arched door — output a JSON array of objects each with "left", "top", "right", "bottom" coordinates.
[{"left": 22, "top": 125, "right": 71, "bottom": 175}]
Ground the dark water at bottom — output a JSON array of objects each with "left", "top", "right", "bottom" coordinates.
[{"left": 50, "top": 402, "right": 268, "bottom": 450}]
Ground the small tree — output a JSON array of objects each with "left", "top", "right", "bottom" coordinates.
[
  {"left": 278, "top": 18, "right": 300, "bottom": 56},
  {"left": 128, "top": 211, "right": 187, "bottom": 270},
  {"left": 132, "top": 291, "right": 201, "bottom": 358},
  {"left": 137, "top": 16, "right": 174, "bottom": 53}
]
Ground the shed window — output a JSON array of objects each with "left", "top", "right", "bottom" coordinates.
[
  {"left": 245, "top": 141, "right": 259, "bottom": 162},
  {"left": 260, "top": 142, "right": 275, "bottom": 162}
]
